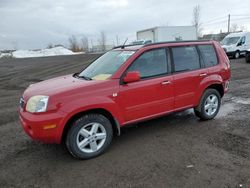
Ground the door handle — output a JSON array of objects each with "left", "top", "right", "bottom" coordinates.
[
  {"left": 161, "top": 81, "right": 171, "bottom": 85},
  {"left": 199, "top": 73, "right": 207, "bottom": 77}
]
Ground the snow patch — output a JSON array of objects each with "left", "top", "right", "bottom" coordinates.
[
  {"left": 1, "top": 47, "right": 83, "bottom": 59},
  {"left": 0, "top": 52, "right": 12, "bottom": 58}
]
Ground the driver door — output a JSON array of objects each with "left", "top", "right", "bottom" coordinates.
[{"left": 117, "top": 48, "right": 174, "bottom": 123}]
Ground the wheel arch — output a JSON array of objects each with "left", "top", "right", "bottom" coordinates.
[
  {"left": 61, "top": 108, "right": 121, "bottom": 144},
  {"left": 206, "top": 83, "right": 224, "bottom": 98},
  {"left": 195, "top": 81, "right": 224, "bottom": 107}
]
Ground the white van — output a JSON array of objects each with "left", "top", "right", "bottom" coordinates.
[{"left": 221, "top": 32, "right": 250, "bottom": 58}]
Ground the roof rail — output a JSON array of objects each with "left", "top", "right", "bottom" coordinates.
[
  {"left": 112, "top": 40, "right": 214, "bottom": 50},
  {"left": 112, "top": 44, "right": 143, "bottom": 49},
  {"left": 143, "top": 39, "right": 213, "bottom": 47}
]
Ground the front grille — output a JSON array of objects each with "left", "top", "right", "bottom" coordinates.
[{"left": 20, "top": 97, "right": 25, "bottom": 109}]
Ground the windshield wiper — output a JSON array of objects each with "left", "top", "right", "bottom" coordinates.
[{"left": 73, "top": 73, "right": 92, "bottom": 80}]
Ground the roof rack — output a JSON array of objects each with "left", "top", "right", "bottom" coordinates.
[
  {"left": 112, "top": 39, "right": 213, "bottom": 50},
  {"left": 112, "top": 44, "right": 143, "bottom": 49},
  {"left": 143, "top": 39, "right": 213, "bottom": 47}
]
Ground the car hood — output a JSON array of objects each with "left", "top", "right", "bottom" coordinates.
[{"left": 23, "top": 74, "right": 100, "bottom": 100}]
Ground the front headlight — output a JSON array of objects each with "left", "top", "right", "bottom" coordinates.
[{"left": 26, "top": 95, "right": 49, "bottom": 113}]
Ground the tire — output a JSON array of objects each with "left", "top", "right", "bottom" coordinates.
[
  {"left": 234, "top": 51, "right": 240, "bottom": 59},
  {"left": 66, "top": 113, "right": 113, "bottom": 159},
  {"left": 194, "top": 89, "right": 221, "bottom": 120},
  {"left": 246, "top": 52, "right": 250, "bottom": 63}
]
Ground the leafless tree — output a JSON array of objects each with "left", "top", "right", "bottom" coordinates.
[
  {"left": 230, "top": 23, "right": 239, "bottom": 32},
  {"left": 192, "top": 5, "right": 202, "bottom": 38},
  {"left": 81, "top": 35, "right": 89, "bottom": 52},
  {"left": 69, "top": 35, "right": 81, "bottom": 52},
  {"left": 47, "top": 43, "right": 54, "bottom": 49},
  {"left": 98, "top": 31, "right": 107, "bottom": 52},
  {"left": 240, "top": 25, "right": 247, "bottom": 32}
]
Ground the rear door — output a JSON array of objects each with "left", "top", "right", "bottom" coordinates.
[
  {"left": 171, "top": 45, "right": 205, "bottom": 110},
  {"left": 117, "top": 48, "right": 174, "bottom": 122}
]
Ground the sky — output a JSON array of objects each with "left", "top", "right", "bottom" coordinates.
[{"left": 0, "top": 0, "right": 250, "bottom": 50}]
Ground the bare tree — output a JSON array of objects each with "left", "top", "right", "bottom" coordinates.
[
  {"left": 81, "top": 35, "right": 89, "bottom": 52},
  {"left": 98, "top": 31, "right": 107, "bottom": 52},
  {"left": 240, "top": 25, "right": 247, "bottom": 32},
  {"left": 192, "top": 5, "right": 202, "bottom": 38},
  {"left": 47, "top": 43, "right": 54, "bottom": 49},
  {"left": 230, "top": 23, "right": 239, "bottom": 32},
  {"left": 69, "top": 35, "right": 81, "bottom": 52}
]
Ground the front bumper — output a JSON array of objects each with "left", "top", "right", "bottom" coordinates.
[
  {"left": 19, "top": 108, "right": 66, "bottom": 144},
  {"left": 226, "top": 51, "right": 235, "bottom": 57}
]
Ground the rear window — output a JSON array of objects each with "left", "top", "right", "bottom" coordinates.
[
  {"left": 198, "top": 45, "right": 218, "bottom": 67},
  {"left": 172, "top": 46, "right": 200, "bottom": 72}
]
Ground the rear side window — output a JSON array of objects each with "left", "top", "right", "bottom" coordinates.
[
  {"left": 172, "top": 46, "right": 200, "bottom": 72},
  {"left": 198, "top": 45, "right": 218, "bottom": 67},
  {"left": 127, "top": 48, "right": 168, "bottom": 79}
]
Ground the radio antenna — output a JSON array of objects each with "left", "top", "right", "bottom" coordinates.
[{"left": 121, "top": 38, "right": 128, "bottom": 49}]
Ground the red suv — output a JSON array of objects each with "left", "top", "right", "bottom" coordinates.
[{"left": 19, "top": 40, "right": 231, "bottom": 159}]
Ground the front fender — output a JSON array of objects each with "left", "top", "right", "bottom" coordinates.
[{"left": 59, "top": 96, "right": 124, "bottom": 132}]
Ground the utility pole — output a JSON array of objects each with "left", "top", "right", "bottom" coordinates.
[
  {"left": 91, "top": 39, "right": 93, "bottom": 53},
  {"left": 116, "top": 35, "right": 119, "bottom": 46},
  {"left": 227, "top": 14, "right": 231, "bottom": 33}
]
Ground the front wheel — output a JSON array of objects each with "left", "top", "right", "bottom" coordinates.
[
  {"left": 234, "top": 51, "right": 240, "bottom": 59},
  {"left": 194, "top": 89, "right": 221, "bottom": 120},
  {"left": 66, "top": 114, "right": 113, "bottom": 159}
]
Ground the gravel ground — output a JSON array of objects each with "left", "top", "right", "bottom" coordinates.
[{"left": 0, "top": 55, "right": 250, "bottom": 188}]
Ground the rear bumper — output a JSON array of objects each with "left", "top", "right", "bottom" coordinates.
[{"left": 19, "top": 108, "right": 66, "bottom": 144}]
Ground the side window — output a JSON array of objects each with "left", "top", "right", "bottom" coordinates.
[
  {"left": 198, "top": 45, "right": 218, "bottom": 67},
  {"left": 172, "top": 46, "right": 200, "bottom": 72},
  {"left": 127, "top": 48, "right": 168, "bottom": 79},
  {"left": 241, "top": 36, "right": 246, "bottom": 44}
]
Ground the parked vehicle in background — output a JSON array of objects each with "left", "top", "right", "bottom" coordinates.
[
  {"left": 221, "top": 32, "right": 250, "bottom": 59},
  {"left": 19, "top": 40, "right": 231, "bottom": 159},
  {"left": 246, "top": 49, "right": 250, "bottom": 63},
  {"left": 137, "top": 26, "right": 197, "bottom": 43}
]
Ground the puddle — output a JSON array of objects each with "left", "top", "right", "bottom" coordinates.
[
  {"left": 231, "top": 97, "right": 250, "bottom": 105},
  {"left": 217, "top": 103, "right": 238, "bottom": 117},
  {"left": 218, "top": 97, "right": 250, "bottom": 118}
]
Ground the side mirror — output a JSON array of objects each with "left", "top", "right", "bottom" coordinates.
[{"left": 123, "top": 71, "right": 140, "bottom": 83}]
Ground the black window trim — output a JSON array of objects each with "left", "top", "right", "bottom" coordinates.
[{"left": 120, "top": 47, "right": 171, "bottom": 85}]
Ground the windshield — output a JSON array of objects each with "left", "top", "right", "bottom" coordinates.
[
  {"left": 221, "top": 37, "right": 240, "bottom": 45},
  {"left": 79, "top": 50, "right": 135, "bottom": 80}
]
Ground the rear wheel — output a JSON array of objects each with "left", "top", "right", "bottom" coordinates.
[
  {"left": 66, "top": 114, "right": 113, "bottom": 159},
  {"left": 194, "top": 89, "right": 221, "bottom": 120},
  {"left": 246, "top": 52, "right": 250, "bottom": 63}
]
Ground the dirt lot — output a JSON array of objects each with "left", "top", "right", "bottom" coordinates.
[{"left": 0, "top": 55, "right": 250, "bottom": 188}]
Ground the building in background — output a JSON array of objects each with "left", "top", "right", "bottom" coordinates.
[
  {"left": 136, "top": 26, "right": 197, "bottom": 43},
  {"left": 202, "top": 32, "right": 228, "bottom": 41}
]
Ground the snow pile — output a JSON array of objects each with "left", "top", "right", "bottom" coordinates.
[
  {"left": 0, "top": 52, "right": 12, "bottom": 58},
  {"left": 9, "top": 46, "right": 81, "bottom": 58}
]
